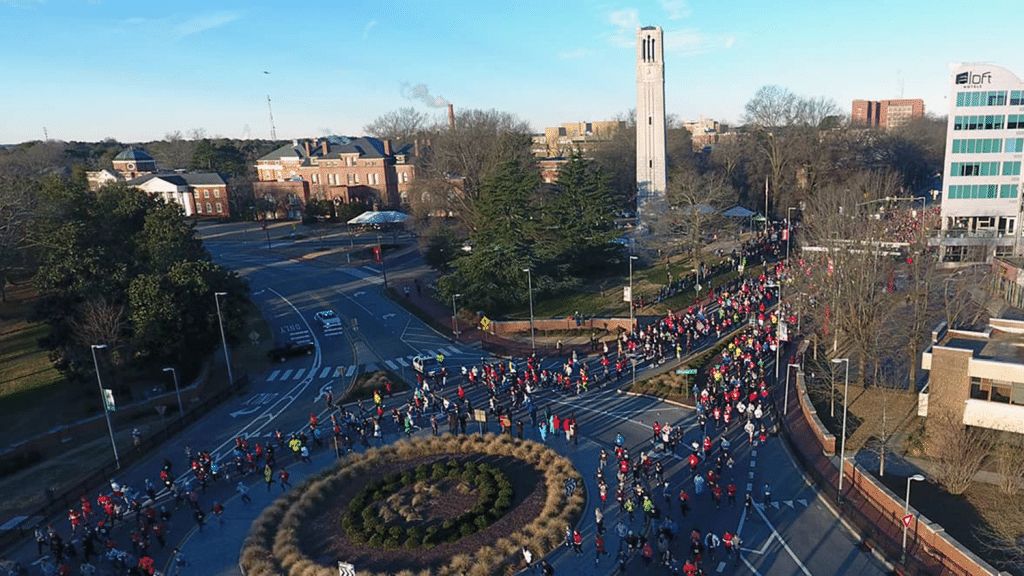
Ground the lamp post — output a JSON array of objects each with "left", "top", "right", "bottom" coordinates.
[
  {"left": 162, "top": 367, "right": 183, "bottom": 416},
  {"left": 832, "top": 357, "right": 850, "bottom": 502},
  {"left": 784, "top": 363, "right": 800, "bottom": 416},
  {"left": 452, "top": 293, "right": 462, "bottom": 338},
  {"left": 786, "top": 206, "right": 798, "bottom": 261},
  {"left": 214, "top": 292, "right": 235, "bottom": 387},
  {"left": 91, "top": 344, "right": 120, "bottom": 469},
  {"left": 628, "top": 256, "right": 638, "bottom": 333},
  {"left": 522, "top": 269, "right": 535, "bottom": 351},
  {"left": 901, "top": 474, "right": 926, "bottom": 562}
]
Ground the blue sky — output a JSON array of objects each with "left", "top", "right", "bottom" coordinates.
[{"left": 2, "top": 0, "right": 1023, "bottom": 144}]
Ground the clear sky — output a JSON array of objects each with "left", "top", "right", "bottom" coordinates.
[{"left": 2, "top": 0, "right": 1023, "bottom": 144}]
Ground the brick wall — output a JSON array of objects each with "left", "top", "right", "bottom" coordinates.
[{"left": 487, "top": 317, "right": 633, "bottom": 335}]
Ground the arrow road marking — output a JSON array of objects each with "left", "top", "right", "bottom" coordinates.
[
  {"left": 382, "top": 313, "right": 396, "bottom": 320},
  {"left": 353, "top": 291, "right": 365, "bottom": 297},
  {"left": 315, "top": 382, "right": 334, "bottom": 404},
  {"left": 230, "top": 406, "right": 263, "bottom": 418}
]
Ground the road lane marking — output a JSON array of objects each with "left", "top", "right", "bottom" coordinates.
[
  {"left": 345, "top": 365, "right": 357, "bottom": 377},
  {"left": 293, "top": 368, "right": 305, "bottom": 380},
  {"left": 268, "top": 370, "right": 281, "bottom": 381},
  {"left": 396, "top": 358, "right": 409, "bottom": 367},
  {"left": 319, "top": 367, "right": 331, "bottom": 378},
  {"left": 281, "top": 369, "right": 293, "bottom": 380},
  {"left": 333, "top": 366, "right": 344, "bottom": 377},
  {"left": 384, "top": 360, "right": 398, "bottom": 370}
]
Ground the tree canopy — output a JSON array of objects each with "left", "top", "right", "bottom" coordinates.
[{"left": 31, "top": 178, "right": 248, "bottom": 386}]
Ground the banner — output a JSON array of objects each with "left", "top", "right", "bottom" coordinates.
[
  {"left": 623, "top": 286, "right": 632, "bottom": 302},
  {"left": 103, "top": 388, "right": 116, "bottom": 412}
]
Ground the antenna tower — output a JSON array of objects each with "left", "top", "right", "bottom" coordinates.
[
  {"left": 266, "top": 94, "right": 277, "bottom": 140},
  {"left": 43, "top": 127, "right": 48, "bottom": 141}
]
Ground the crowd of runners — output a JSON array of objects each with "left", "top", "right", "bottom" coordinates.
[{"left": 12, "top": 224, "right": 795, "bottom": 576}]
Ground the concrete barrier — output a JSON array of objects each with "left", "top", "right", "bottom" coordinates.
[{"left": 794, "top": 370, "right": 836, "bottom": 454}]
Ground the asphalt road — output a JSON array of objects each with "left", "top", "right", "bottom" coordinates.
[{"left": 2, "top": 220, "right": 891, "bottom": 576}]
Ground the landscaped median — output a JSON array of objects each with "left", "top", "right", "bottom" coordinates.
[{"left": 240, "top": 434, "right": 585, "bottom": 576}]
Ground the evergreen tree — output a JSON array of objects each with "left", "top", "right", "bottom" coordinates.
[{"left": 545, "top": 151, "right": 617, "bottom": 274}]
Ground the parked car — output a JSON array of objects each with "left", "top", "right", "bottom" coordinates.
[
  {"left": 412, "top": 355, "right": 440, "bottom": 377},
  {"left": 315, "top": 310, "right": 342, "bottom": 329},
  {"left": 268, "top": 342, "right": 315, "bottom": 362}
]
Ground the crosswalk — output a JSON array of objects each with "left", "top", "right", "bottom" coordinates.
[
  {"left": 323, "top": 325, "right": 345, "bottom": 338},
  {"left": 289, "top": 328, "right": 312, "bottom": 346},
  {"left": 264, "top": 345, "right": 463, "bottom": 382}
]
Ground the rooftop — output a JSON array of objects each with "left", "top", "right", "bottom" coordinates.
[
  {"left": 114, "top": 146, "right": 154, "bottom": 162},
  {"left": 938, "top": 319, "right": 1024, "bottom": 364}
]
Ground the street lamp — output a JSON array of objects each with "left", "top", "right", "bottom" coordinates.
[
  {"left": 786, "top": 207, "right": 798, "bottom": 261},
  {"left": 522, "top": 269, "right": 535, "bottom": 351},
  {"left": 784, "top": 363, "right": 800, "bottom": 416},
  {"left": 901, "top": 474, "right": 926, "bottom": 562},
  {"left": 214, "top": 292, "right": 235, "bottom": 387},
  {"left": 91, "top": 344, "right": 120, "bottom": 469},
  {"left": 832, "top": 357, "right": 850, "bottom": 503},
  {"left": 767, "top": 282, "right": 782, "bottom": 381},
  {"left": 162, "top": 367, "right": 183, "bottom": 416},
  {"left": 452, "top": 293, "right": 462, "bottom": 338},
  {"left": 628, "top": 256, "right": 639, "bottom": 333}
]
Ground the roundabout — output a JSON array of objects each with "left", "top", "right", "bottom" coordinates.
[{"left": 240, "top": 434, "right": 585, "bottom": 576}]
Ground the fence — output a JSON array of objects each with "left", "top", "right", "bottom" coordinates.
[
  {"left": 776, "top": 355, "right": 996, "bottom": 576},
  {"left": 0, "top": 374, "right": 250, "bottom": 551}
]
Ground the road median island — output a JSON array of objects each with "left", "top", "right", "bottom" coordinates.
[{"left": 240, "top": 434, "right": 584, "bottom": 576}]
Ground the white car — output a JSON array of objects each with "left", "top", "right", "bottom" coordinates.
[
  {"left": 412, "top": 355, "right": 440, "bottom": 377},
  {"left": 315, "top": 310, "right": 341, "bottom": 329}
]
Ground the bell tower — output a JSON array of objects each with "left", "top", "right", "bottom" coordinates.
[{"left": 636, "top": 26, "right": 667, "bottom": 227}]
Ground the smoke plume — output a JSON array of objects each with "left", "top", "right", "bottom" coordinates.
[{"left": 400, "top": 81, "right": 450, "bottom": 108}]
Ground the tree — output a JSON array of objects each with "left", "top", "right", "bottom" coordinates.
[
  {"left": 436, "top": 159, "right": 541, "bottom": 311},
  {"left": 421, "top": 224, "right": 461, "bottom": 272},
  {"left": 0, "top": 176, "right": 38, "bottom": 301},
  {"left": 413, "top": 109, "right": 534, "bottom": 232},
  {"left": 742, "top": 86, "right": 841, "bottom": 217},
  {"left": 30, "top": 178, "right": 247, "bottom": 385},
  {"left": 994, "top": 439, "right": 1024, "bottom": 496},
  {"left": 642, "top": 167, "right": 732, "bottom": 266},
  {"left": 155, "top": 130, "right": 196, "bottom": 170},
  {"left": 363, "top": 107, "right": 431, "bottom": 142},
  {"left": 544, "top": 151, "right": 617, "bottom": 274},
  {"left": 589, "top": 110, "right": 637, "bottom": 208},
  {"left": 928, "top": 409, "right": 995, "bottom": 495}
]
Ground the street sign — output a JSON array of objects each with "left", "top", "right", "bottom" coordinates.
[
  {"left": 479, "top": 316, "right": 491, "bottom": 332},
  {"left": 155, "top": 405, "right": 167, "bottom": 417},
  {"left": 474, "top": 409, "right": 487, "bottom": 423},
  {"left": 902, "top": 514, "right": 914, "bottom": 528},
  {"left": 103, "top": 389, "right": 116, "bottom": 412},
  {"left": 676, "top": 368, "right": 697, "bottom": 375},
  {"left": 338, "top": 561, "right": 355, "bottom": 576}
]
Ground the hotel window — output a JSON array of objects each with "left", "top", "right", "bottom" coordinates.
[
  {"left": 1003, "top": 161, "right": 1022, "bottom": 176},
  {"left": 1006, "top": 138, "right": 1024, "bottom": 153},
  {"left": 1009, "top": 115, "right": 1024, "bottom": 129},
  {"left": 206, "top": 203, "right": 212, "bottom": 213},
  {"left": 215, "top": 203, "right": 223, "bottom": 213},
  {"left": 354, "top": 174, "right": 360, "bottom": 184}
]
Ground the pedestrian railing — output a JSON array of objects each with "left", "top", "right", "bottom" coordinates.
[{"left": 0, "top": 374, "right": 249, "bottom": 551}]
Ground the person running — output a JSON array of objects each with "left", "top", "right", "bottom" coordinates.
[
  {"left": 263, "top": 463, "right": 273, "bottom": 492},
  {"left": 278, "top": 468, "right": 291, "bottom": 491},
  {"left": 236, "top": 482, "right": 251, "bottom": 505}
]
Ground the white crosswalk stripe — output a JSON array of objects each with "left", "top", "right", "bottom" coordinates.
[
  {"left": 333, "top": 366, "right": 344, "bottom": 377},
  {"left": 268, "top": 370, "right": 281, "bottom": 382},
  {"left": 444, "top": 345, "right": 460, "bottom": 355},
  {"left": 396, "top": 358, "right": 409, "bottom": 367},
  {"left": 384, "top": 360, "right": 398, "bottom": 370},
  {"left": 366, "top": 363, "right": 379, "bottom": 372},
  {"left": 319, "top": 367, "right": 331, "bottom": 378},
  {"left": 281, "top": 369, "right": 293, "bottom": 380},
  {"left": 361, "top": 266, "right": 379, "bottom": 274},
  {"left": 345, "top": 365, "right": 357, "bottom": 377},
  {"left": 293, "top": 368, "right": 305, "bottom": 380}
]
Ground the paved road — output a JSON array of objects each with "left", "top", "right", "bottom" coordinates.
[{"left": 1, "top": 221, "right": 890, "bottom": 576}]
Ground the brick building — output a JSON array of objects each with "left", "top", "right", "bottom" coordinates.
[
  {"left": 532, "top": 121, "right": 625, "bottom": 158},
  {"left": 919, "top": 318, "right": 1024, "bottom": 451},
  {"left": 851, "top": 98, "right": 925, "bottom": 129},
  {"left": 87, "top": 147, "right": 232, "bottom": 218},
  {"left": 254, "top": 136, "right": 416, "bottom": 217}
]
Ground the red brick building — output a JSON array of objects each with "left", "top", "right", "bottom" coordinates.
[
  {"left": 851, "top": 98, "right": 925, "bottom": 129},
  {"left": 255, "top": 136, "right": 416, "bottom": 217}
]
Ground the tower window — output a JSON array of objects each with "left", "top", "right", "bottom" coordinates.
[
  {"left": 650, "top": 160, "right": 653, "bottom": 167},
  {"left": 649, "top": 117, "right": 652, "bottom": 125}
]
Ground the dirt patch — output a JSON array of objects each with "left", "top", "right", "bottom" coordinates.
[{"left": 301, "top": 453, "right": 544, "bottom": 573}]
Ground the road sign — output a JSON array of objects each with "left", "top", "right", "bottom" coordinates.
[
  {"left": 676, "top": 368, "right": 698, "bottom": 375},
  {"left": 480, "top": 316, "right": 491, "bottom": 332},
  {"left": 473, "top": 409, "right": 487, "bottom": 423},
  {"left": 155, "top": 405, "right": 167, "bottom": 417},
  {"left": 103, "top": 389, "right": 116, "bottom": 412},
  {"left": 338, "top": 561, "right": 355, "bottom": 576},
  {"left": 902, "top": 514, "right": 914, "bottom": 528}
]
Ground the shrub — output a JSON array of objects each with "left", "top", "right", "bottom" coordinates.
[
  {"left": 460, "top": 523, "right": 475, "bottom": 537},
  {"left": 368, "top": 534, "right": 383, "bottom": 547},
  {"left": 389, "top": 526, "right": 405, "bottom": 541},
  {"left": 383, "top": 537, "right": 400, "bottom": 551},
  {"left": 474, "top": 515, "right": 490, "bottom": 530}
]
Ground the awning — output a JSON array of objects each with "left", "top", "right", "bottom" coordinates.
[
  {"left": 346, "top": 211, "right": 410, "bottom": 225},
  {"left": 722, "top": 205, "right": 757, "bottom": 218}
]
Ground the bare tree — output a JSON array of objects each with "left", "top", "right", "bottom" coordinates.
[
  {"left": 157, "top": 130, "right": 196, "bottom": 170},
  {"left": 643, "top": 168, "right": 732, "bottom": 266},
  {"left": 928, "top": 409, "right": 996, "bottom": 495},
  {"left": 186, "top": 128, "right": 208, "bottom": 141},
  {"left": 995, "top": 438, "right": 1024, "bottom": 495},
  {"left": 69, "top": 298, "right": 128, "bottom": 353},
  {"left": 943, "top": 264, "right": 992, "bottom": 330},
  {"left": 412, "top": 108, "right": 533, "bottom": 232},
  {"left": 363, "top": 107, "right": 431, "bottom": 142}
]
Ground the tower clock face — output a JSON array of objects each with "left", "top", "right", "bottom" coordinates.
[{"left": 126, "top": 163, "right": 135, "bottom": 170}]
